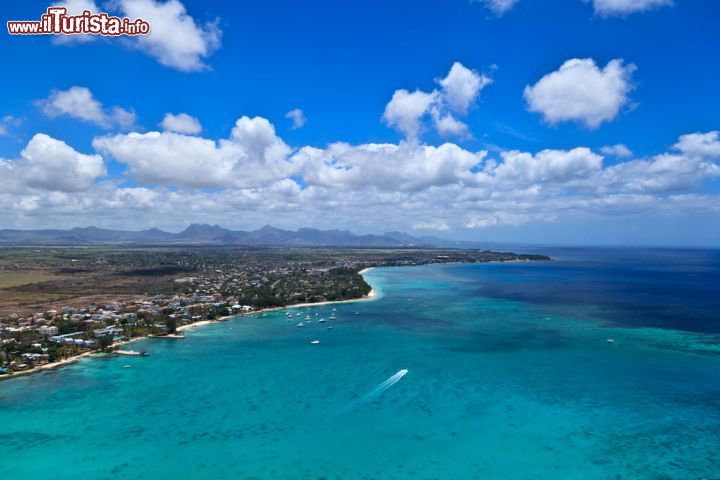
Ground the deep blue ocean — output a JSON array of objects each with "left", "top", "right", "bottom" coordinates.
[{"left": 1, "top": 247, "right": 719, "bottom": 479}]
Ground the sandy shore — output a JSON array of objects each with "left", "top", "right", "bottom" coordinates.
[
  {"left": 0, "top": 332, "right": 157, "bottom": 381},
  {"left": 177, "top": 320, "right": 215, "bottom": 332},
  {"left": 0, "top": 268, "right": 380, "bottom": 382},
  {"left": 0, "top": 350, "right": 99, "bottom": 380},
  {"left": 271, "top": 290, "right": 376, "bottom": 311}
]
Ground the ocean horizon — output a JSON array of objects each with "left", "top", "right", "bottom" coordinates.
[{"left": 1, "top": 247, "right": 719, "bottom": 479}]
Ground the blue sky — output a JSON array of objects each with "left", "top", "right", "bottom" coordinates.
[{"left": 0, "top": 0, "right": 719, "bottom": 246}]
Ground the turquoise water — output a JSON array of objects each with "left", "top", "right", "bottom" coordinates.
[{"left": 1, "top": 252, "right": 720, "bottom": 479}]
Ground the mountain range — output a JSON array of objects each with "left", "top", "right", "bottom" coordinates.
[{"left": 0, "top": 224, "right": 448, "bottom": 247}]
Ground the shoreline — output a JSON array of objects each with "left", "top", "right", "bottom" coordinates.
[{"left": 0, "top": 268, "right": 379, "bottom": 382}]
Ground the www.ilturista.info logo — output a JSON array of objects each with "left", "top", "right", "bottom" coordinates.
[{"left": 7, "top": 7, "right": 150, "bottom": 36}]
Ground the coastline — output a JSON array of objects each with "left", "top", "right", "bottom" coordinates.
[{"left": 0, "top": 268, "right": 379, "bottom": 382}]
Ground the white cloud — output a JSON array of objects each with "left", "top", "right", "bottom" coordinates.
[
  {"left": 432, "top": 113, "right": 470, "bottom": 138},
  {"left": 383, "top": 62, "right": 491, "bottom": 138},
  {"left": 117, "top": 0, "right": 221, "bottom": 72},
  {"left": 110, "top": 107, "right": 137, "bottom": 130},
  {"left": 93, "top": 116, "right": 293, "bottom": 188},
  {"left": 1, "top": 134, "right": 106, "bottom": 192},
  {"left": 475, "top": 0, "right": 519, "bottom": 16},
  {"left": 56, "top": 0, "right": 100, "bottom": 15},
  {"left": 41, "top": 86, "right": 105, "bottom": 124},
  {"left": 40, "top": 86, "right": 136, "bottom": 130},
  {"left": 383, "top": 89, "right": 437, "bottom": 138},
  {"left": 50, "top": 0, "right": 222, "bottom": 71},
  {"left": 3, "top": 102, "right": 719, "bottom": 241},
  {"left": 524, "top": 58, "right": 636, "bottom": 128},
  {"left": 587, "top": 0, "right": 672, "bottom": 16},
  {"left": 673, "top": 131, "right": 720, "bottom": 158},
  {"left": 413, "top": 220, "right": 450, "bottom": 231},
  {"left": 487, "top": 148, "right": 604, "bottom": 187},
  {"left": 52, "top": 0, "right": 101, "bottom": 44},
  {"left": 601, "top": 134, "right": 720, "bottom": 193},
  {"left": 601, "top": 144, "right": 633, "bottom": 158},
  {"left": 285, "top": 109, "right": 307, "bottom": 130},
  {"left": 0, "top": 116, "right": 21, "bottom": 137},
  {"left": 437, "top": 62, "right": 493, "bottom": 115},
  {"left": 297, "top": 141, "right": 486, "bottom": 192},
  {"left": 161, "top": 112, "right": 202, "bottom": 134},
  {"left": 86, "top": 119, "right": 719, "bottom": 234},
  {"left": 602, "top": 154, "right": 719, "bottom": 194}
]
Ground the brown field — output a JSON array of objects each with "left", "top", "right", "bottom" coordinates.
[
  {"left": 0, "top": 272, "right": 69, "bottom": 289},
  {"left": 0, "top": 248, "right": 183, "bottom": 317}
]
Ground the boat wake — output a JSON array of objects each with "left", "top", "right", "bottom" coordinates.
[
  {"left": 335, "top": 369, "right": 408, "bottom": 416},
  {"left": 279, "top": 369, "right": 410, "bottom": 444}
]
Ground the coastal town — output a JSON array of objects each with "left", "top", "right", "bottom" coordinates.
[{"left": 0, "top": 246, "right": 549, "bottom": 378}]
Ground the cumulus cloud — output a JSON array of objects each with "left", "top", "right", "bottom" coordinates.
[
  {"left": 1, "top": 134, "right": 106, "bottom": 192},
  {"left": 285, "top": 109, "right": 307, "bottom": 130},
  {"left": 524, "top": 58, "right": 636, "bottom": 128},
  {"left": 86, "top": 117, "right": 719, "bottom": 233},
  {"left": 674, "top": 131, "right": 720, "bottom": 158},
  {"left": 432, "top": 113, "right": 470, "bottom": 137},
  {"left": 474, "top": 0, "right": 519, "bottom": 16},
  {"left": 383, "top": 62, "right": 491, "bottom": 138},
  {"left": 297, "top": 141, "right": 486, "bottom": 192},
  {"left": 51, "top": 0, "right": 221, "bottom": 72},
  {"left": 601, "top": 132, "right": 720, "bottom": 193},
  {"left": 601, "top": 144, "right": 633, "bottom": 158},
  {"left": 40, "top": 86, "right": 136, "bottom": 130},
  {"left": 487, "top": 147, "right": 603, "bottom": 186},
  {"left": 117, "top": 0, "right": 221, "bottom": 71},
  {"left": 438, "top": 62, "right": 493, "bottom": 115},
  {"left": 4, "top": 106, "right": 719, "bottom": 238},
  {"left": 161, "top": 112, "right": 202, "bottom": 134},
  {"left": 383, "top": 89, "right": 437, "bottom": 138},
  {"left": 93, "top": 116, "right": 293, "bottom": 188},
  {"left": 51, "top": 0, "right": 101, "bottom": 44},
  {"left": 586, "top": 0, "right": 672, "bottom": 16}
]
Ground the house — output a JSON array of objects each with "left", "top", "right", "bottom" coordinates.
[
  {"left": 50, "top": 332, "right": 84, "bottom": 343},
  {"left": 93, "top": 327, "right": 124, "bottom": 338},
  {"left": 231, "top": 304, "right": 253, "bottom": 312},
  {"left": 38, "top": 325, "right": 59, "bottom": 336}
]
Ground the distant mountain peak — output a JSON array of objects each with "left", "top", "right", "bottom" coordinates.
[{"left": 0, "top": 224, "right": 443, "bottom": 247}]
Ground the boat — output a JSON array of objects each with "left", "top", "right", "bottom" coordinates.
[
  {"left": 310, "top": 340, "right": 320, "bottom": 344},
  {"left": 354, "top": 312, "right": 360, "bottom": 316},
  {"left": 318, "top": 318, "right": 326, "bottom": 323},
  {"left": 296, "top": 322, "right": 304, "bottom": 327},
  {"left": 607, "top": 338, "right": 615, "bottom": 344}
]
